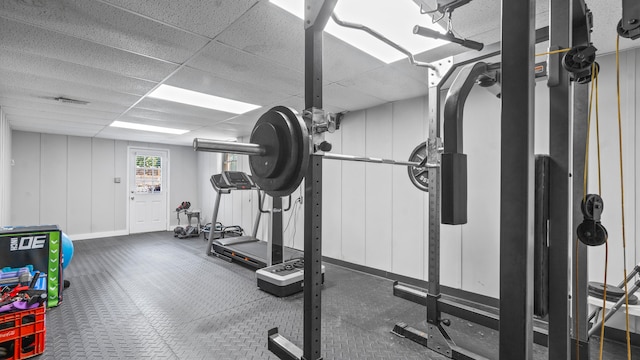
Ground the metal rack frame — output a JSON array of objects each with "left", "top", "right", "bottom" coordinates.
[{"left": 266, "top": 0, "right": 592, "bottom": 359}]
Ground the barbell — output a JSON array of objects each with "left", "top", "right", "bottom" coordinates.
[{"left": 194, "top": 106, "right": 436, "bottom": 197}]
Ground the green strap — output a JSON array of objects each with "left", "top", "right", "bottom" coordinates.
[{"left": 47, "top": 232, "right": 60, "bottom": 307}]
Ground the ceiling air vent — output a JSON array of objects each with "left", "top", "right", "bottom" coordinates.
[{"left": 53, "top": 97, "right": 89, "bottom": 105}]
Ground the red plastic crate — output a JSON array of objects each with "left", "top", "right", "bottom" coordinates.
[{"left": 0, "top": 307, "right": 45, "bottom": 359}]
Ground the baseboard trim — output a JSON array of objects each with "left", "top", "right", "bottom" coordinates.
[
  {"left": 68, "top": 230, "right": 129, "bottom": 241},
  {"left": 322, "top": 256, "right": 500, "bottom": 308}
]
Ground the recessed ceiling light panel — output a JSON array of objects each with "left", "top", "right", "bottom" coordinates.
[
  {"left": 148, "top": 85, "right": 261, "bottom": 114},
  {"left": 110, "top": 120, "right": 190, "bottom": 135}
]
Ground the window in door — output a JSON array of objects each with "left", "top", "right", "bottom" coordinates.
[{"left": 135, "top": 155, "right": 162, "bottom": 193}]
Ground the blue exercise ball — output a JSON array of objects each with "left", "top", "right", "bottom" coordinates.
[{"left": 61, "top": 232, "right": 74, "bottom": 269}]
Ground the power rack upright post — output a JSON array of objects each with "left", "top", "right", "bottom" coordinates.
[{"left": 266, "top": 1, "right": 338, "bottom": 359}]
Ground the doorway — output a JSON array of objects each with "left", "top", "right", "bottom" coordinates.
[{"left": 128, "top": 148, "right": 169, "bottom": 234}]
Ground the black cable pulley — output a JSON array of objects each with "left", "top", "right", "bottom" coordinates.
[
  {"left": 562, "top": 45, "right": 598, "bottom": 84},
  {"left": 617, "top": 19, "right": 640, "bottom": 40},
  {"left": 577, "top": 194, "right": 608, "bottom": 246}
]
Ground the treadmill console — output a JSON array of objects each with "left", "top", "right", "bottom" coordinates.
[{"left": 219, "top": 171, "right": 256, "bottom": 190}]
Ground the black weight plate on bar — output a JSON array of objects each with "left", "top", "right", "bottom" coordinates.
[
  {"left": 249, "top": 106, "right": 309, "bottom": 197},
  {"left": 250, "top": 122, "right": 283, "bottom": 179},
  {"left": 407, "top": 142, "right": 429, "bottom": 192}
]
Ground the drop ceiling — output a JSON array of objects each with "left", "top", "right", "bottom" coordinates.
[{"left": 0, "top": 0, "right": 635, "bottom": 146}]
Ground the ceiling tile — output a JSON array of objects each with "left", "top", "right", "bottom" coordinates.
[
  {"left": 7, "top": 114, "right": 106, "bottom": 132},
  {"left": 0, "top": 87, "right": 130, "bottom": 114},
  {"left": 189, "top": 41, "right": 304, "bottom": 97},
  {"left": 5, "top": 109, "right": 111, "bottom": 126},
  {"left": 95, "top": 126, "right": 203, "bottom": 145},
  {"left": 131, "top": 97, "right": 238, "bottom": 123},
  {"left": 125, "top": 106, "right": 225, "bottom": 127},
  {"left": 323, "top": 83, "right": 385, "bottom": 111},
  {"left": 165, "top": 66, "right": 291, "bottom": 107},
  {"left": 338, "top": 66, "right": 429, "bottom": 102},
  {"left": 0, "top": 0, "right": 207, "bottom": 63},
  {"left": 0, "top": 69, "right": 141, "bottom": 107},
  {"left": 216, "top": 2, "right": 387, "bottom": 85},
  {"left": 2, "top": 104, "right": 115, "bottom": 122},
  {"left": 10, "top": 122, "right": 101, "bottom": 138},
  {"left": 322, "top": 34, "right": 387, "bottom": 84},
  {"left": 215, "top": 1, "right": 304, "bottom": 73},
  {"left": 0, "top": 17, "right": 178, "bottom": 81},
  {"left": 0, "top": 48, "right": 157, "bottom": 96},
  {"left": 101, "top": 0, "right": 259, "bottom": 38}
]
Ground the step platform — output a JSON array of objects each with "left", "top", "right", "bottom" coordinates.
[{"left": 256, "top": 258, "right": 325, "bottom": 297}]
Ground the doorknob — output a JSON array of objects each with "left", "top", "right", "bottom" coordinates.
[{"left": 130, "top": 196, "right": 135, "bottom": 200}]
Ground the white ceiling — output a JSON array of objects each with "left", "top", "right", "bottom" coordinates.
[{"left": 0, "top": 0, "right": 636, "bottom": 146}]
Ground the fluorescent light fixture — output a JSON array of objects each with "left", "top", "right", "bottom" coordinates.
[
  {"left": 147, "top": 84, "right": 261, "bottom": 114},
  {"left": 270, "top": 0, "right": 446, "bottom": 63},
  {"left": 110, "top": 120, "right": 190, "bottom": 135}
]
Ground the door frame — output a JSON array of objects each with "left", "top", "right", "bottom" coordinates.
[{"left": 126, "top": 146, "right": 171, "bottom": 234}]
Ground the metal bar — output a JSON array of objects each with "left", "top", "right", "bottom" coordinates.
[
  {"left": 413, "top": 25, "right": 484, "bottom": 51},
  {"left": 588, "top": 281, "right": 640, "bottom": 337},
  {"left": 271, "top": 197, "right": 283, "bottom": 266},
  {"left": 499, "top": 0, "right": 535, "bottom": 359},
  {"left": 321, "top": 153, "right": 435, "bottom": 167},
  {"left": 548, "top": 0, "right": 572, "bottom": 358},
  {"left": 617, "top": 264, "right": 639, "bottom": 289},
  {"left": 193, "top": 138, "right": 266, "bottom": 156},
  {"left": 302, "top": 0, "right": 333, "bottom": 358},
  {"left": 436, "top": 26, "right": 550, "bottom": 87},
  {"left": 194, "top": 137, "right": 437, "bottom": 168},
  {"left": 426, "top": 84, "right": 441, "bottom": 324},
  {"left": 393, "top": 282, "right": 551, "bottom": 346},
  {"left": 571, "top": 81, "right": 591, "bottom": 358},
  {"left": 330, "top": 13, "right": 436, "bottom": 71},
  {"left": 252, "top": 191, "right": 265, "bottom": 238},
  {"left": 206, "top": 190, "right": 223, "bottom": 256}
]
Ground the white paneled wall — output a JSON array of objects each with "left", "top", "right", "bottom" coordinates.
[
  {"left": 11, "top": 131, "right": 198, "bottom": 239},
  {"left": 0, "top": 108, "right": 11, "bottom": 226},
  {"left": 290, "top": 50, "right": 639, "bottom": 306}
]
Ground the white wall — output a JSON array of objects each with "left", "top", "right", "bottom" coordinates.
[
  {"left": 0, "top": 108, "right": 11, "bottom": 226},
  {"left": 10, "top": 131, "right": 198, "bottom": 238},
  {"left": 298, "top": 49, "right": 639, "bottom": 301}
]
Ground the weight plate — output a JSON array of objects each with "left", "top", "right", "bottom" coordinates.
[
  {"left": 250, "top": 122, "right": 284, "bottom": 179},
  {"left": 588, "top": 282, "right": 625, "bottom": 298},
  {"left": 407, "top": 142, "right": 429, "bottom": 192},
  {"left": 249, "top": 106, "right": 309, "bottom": 197}
]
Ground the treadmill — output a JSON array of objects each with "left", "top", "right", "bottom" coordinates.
[{"left": 207, "top": 171, "right": 301, "bottom": 269}]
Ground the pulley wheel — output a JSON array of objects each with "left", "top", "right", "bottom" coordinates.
[
  {"left": 407, "top": 142, "right": 429, "bottom": 192},
  {"left": 562, "top": 45, "right": 597, "bottom": 74},
  {"left": 576, "top": 220, "right": 607, "bottom": 246},
  {"left": 581, "top": 193, "right": 604, "bottom": 220},
  {"left": 249, "top": 106, "right": 309, "bottom": 197}
]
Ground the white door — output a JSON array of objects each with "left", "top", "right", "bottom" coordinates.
[{"left": 129, "top": 148, "right": 169, "bottom": 234}]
